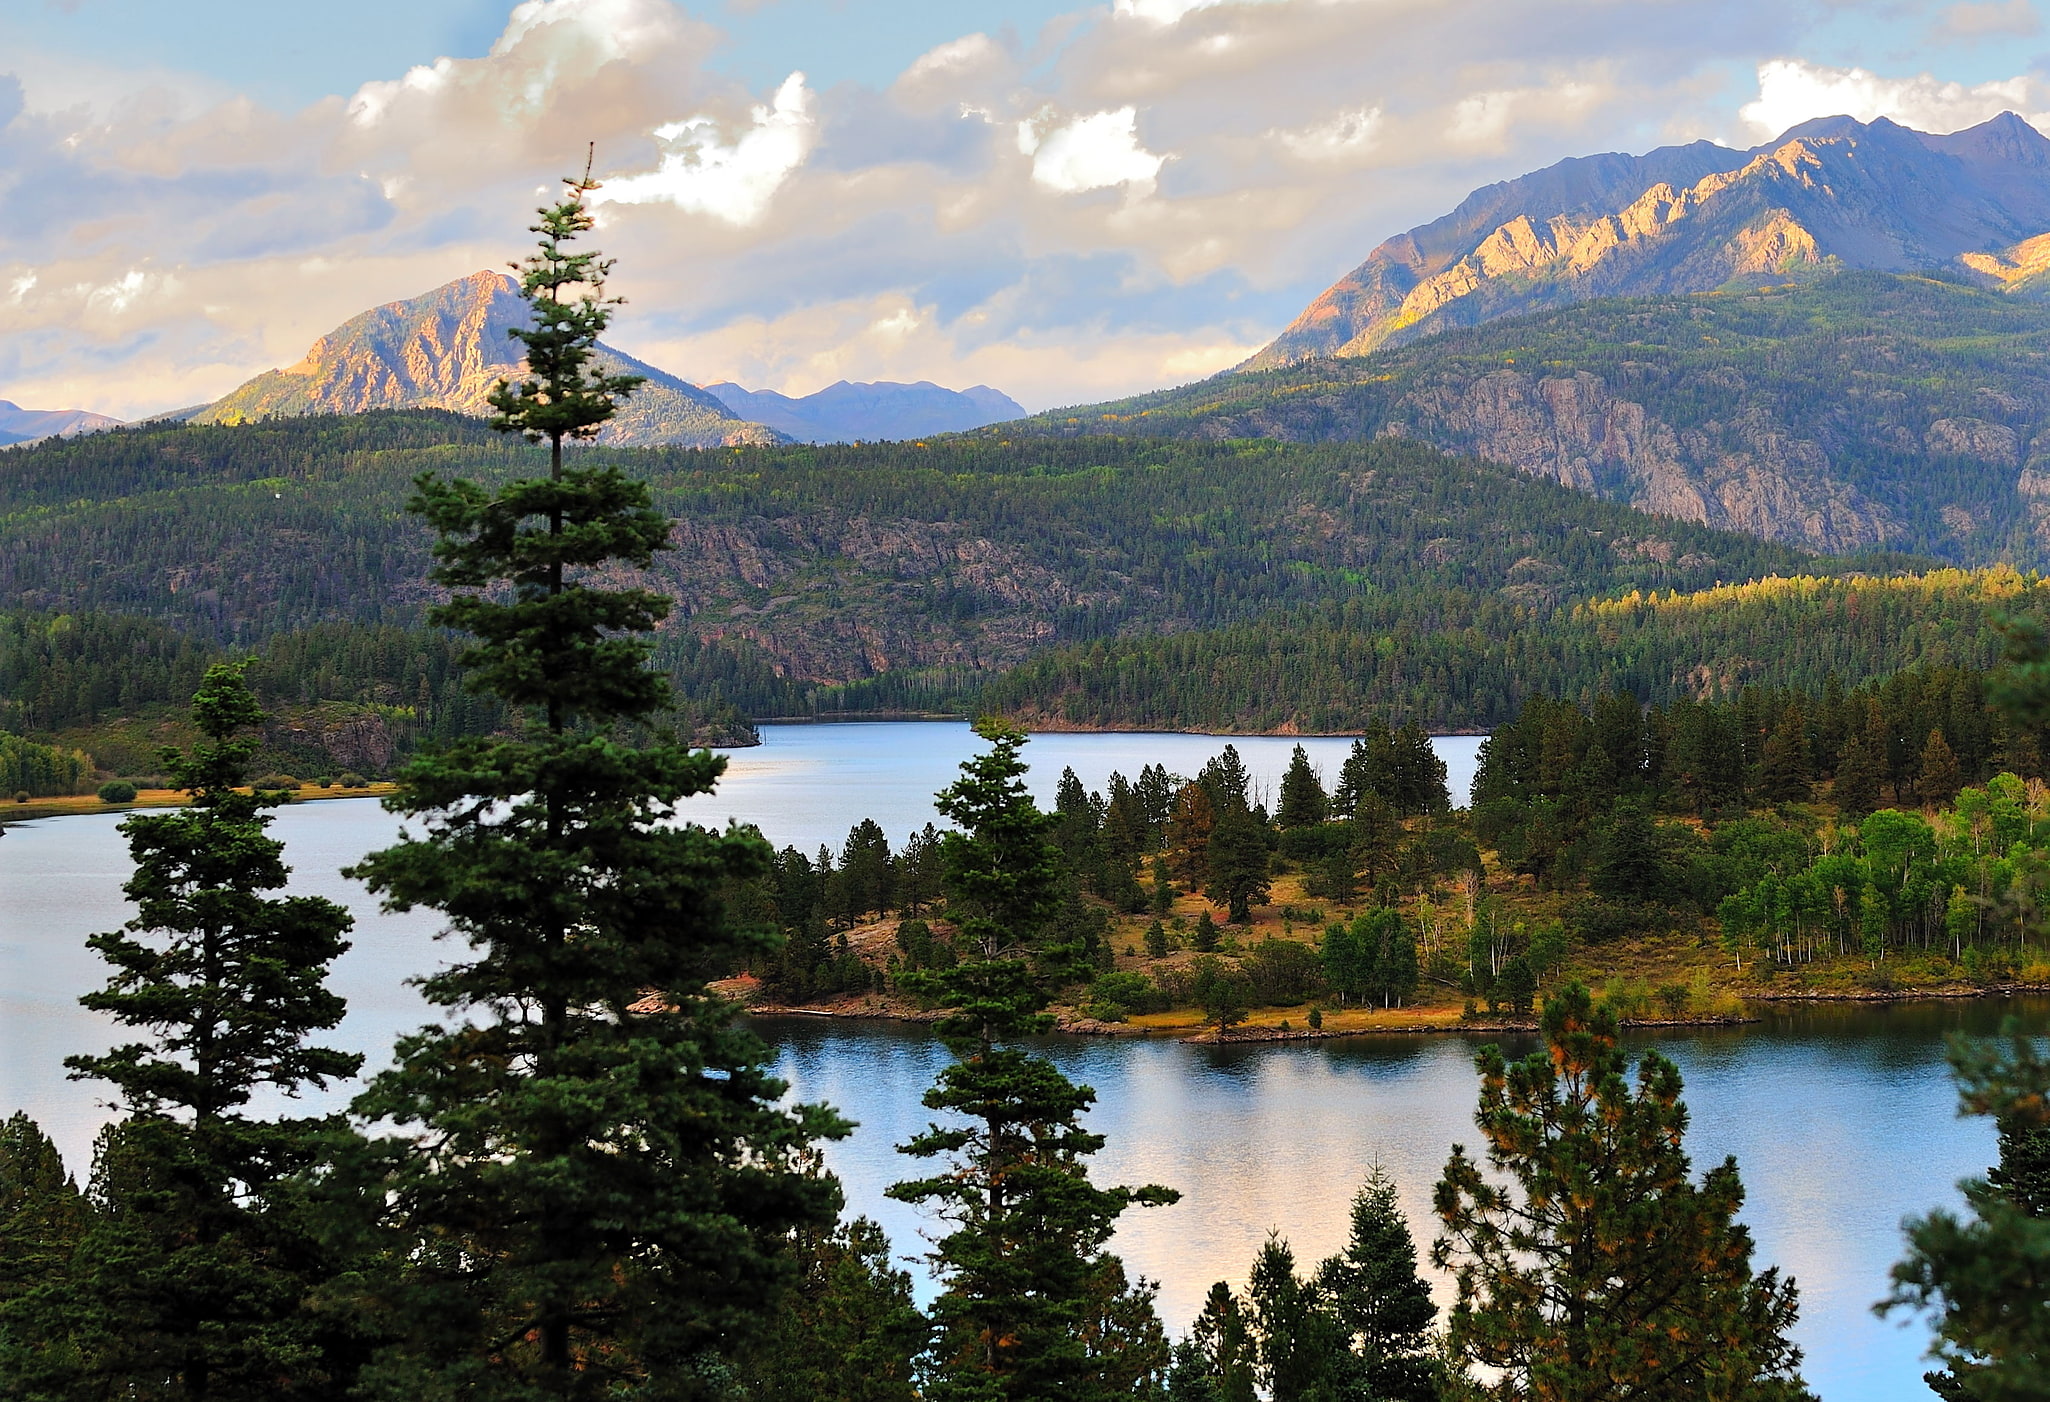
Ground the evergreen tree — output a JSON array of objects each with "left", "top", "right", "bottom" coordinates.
[
  {"left": 1757, "top": 709, "right": 1812, "bottom": 804},
  {"left": 1314, "top": 1166, "right": 1440, "bottom": 1402},
  {"left": 1832, "top": 731, "right": 1883, "bottom": 818},
  {"left": 1277, "top": 746, "right": 1329, "bottom": 829},
  {"left": 13, "top": 663, "right": 364, "bottom": 1399},
  {"left": 0, "top": 1113, "right": 84, "bottom": 1382},
  {"left": 731, "top": 1215, "right": 929, "bottom": 1402},
  {"left": 1433, "top": 983, "right": 1812, "bottom": 1401},
  {"left": 1179, "top": 1281, "right": 1257, "bottom": 1402},
  {"left": 1247, "top": 1235, "right": 1345, "bottom": 1402},
  {"left": 1193, "top": 957, "right": 1252, "bottom": 1039},
  {"left": 1146, "top": 919, "right": 1171, "bottom": 959},
  {"left": 1885, "top": 1022, "right": 2050, "bottom": 1401},
  {"left": 1151, "top": 854, "right": 1177, "bottom": 918},
  {"left": 1922, "top": 728, "right": 1964, "bottom": 807},
  {"left": 890, "top": 720, "right": 1177, "bottom": 1401},
  {"left": 1170, "top": 783, "right": 1219, "bottom": 889},
  {"left": 1199, "top": 745, "right": 1253, "bottom": 815},
  {"left": 1194, "top": 909, "right": 1222, "bottom": 954},
  {"left": 341, "top": 170, "right": 843, "bottom": 1396},
  {"left": 1590, "top": 800, "right": 1665, "bottom": 906},
  {"left": 1207, "top": 805, "right": 1273, "bottom": 925}
]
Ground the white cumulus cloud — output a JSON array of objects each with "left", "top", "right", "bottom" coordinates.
[
  {"left": 1018, "top": 107, "right": 1166, "bottom": 193},
  {"left": 595, "top": 72, "right": 814, "bottom": 225},
  {"left": 1740, "top": 58, "right": 2049, "bottom": 138}
]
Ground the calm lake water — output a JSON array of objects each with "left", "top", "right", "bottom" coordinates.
[{"left": 0, "top": 722, "right": 2008, "bottom": 1399}]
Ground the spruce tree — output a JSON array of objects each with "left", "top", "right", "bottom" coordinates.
[
  {"left": 1315, "top": 1166, "right": 1440, "bottom": 1402},
  {"left": 889, "top": 720, "right": 1177, "bottom": 1400},
  {"left": 1433, "top": 983, "right": 1812, "bottom": 1401},
  {"left": 0, "top": 1112, "right": 82, "bottom": 1371},
  {"left": 1885, "top": 1022, "right": 2050, "bottom": 1400},
  {"left": 1174, "top": 1282, "right": 1257, "bottom": 1402},
  {"left": 1206, "top": 806, "right": 1272, "bottom": 925},
  {"left": 1831, "top": 731, "right": 1883, "bottom": 818},
  {"left": 33, "top": 662, "right": 362, "bottom": 1398},
  {"left": 1277, "top": 746, "right": 1329, "bottom": 829},
  {"left": 341, "top": 167, "right": 843, "bottom": 1396},
  {"left": 730, "top": 1216, "right": 929, "bottom": 1402}
]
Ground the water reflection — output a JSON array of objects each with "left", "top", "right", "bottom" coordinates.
[{"left": 763, "top": 1005, "right": 2023, "bottom": 1402}]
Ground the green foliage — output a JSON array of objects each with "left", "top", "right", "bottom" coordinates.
[
  {"left": 1176, "top": 1166, "right": 1441, "bottom": 1402},
  {"left": 1884, "top": 1022, "right": 2050, "bottom": 1400},
  {"left": 0, "top": 733, "right": 91, "bottom": 798},
  {"left": 1433, "top": 984, "right": 1812, "bottom": 1401},
  {"left": 94, "top": 779, "right": 135, "bottom": 804},
  {"left": 340, "top": 178, "right": 842, "bottom": 1395},
  {"left": 889, "top": 721, "right": 1177, "bottom": 1400},
  {"left": 0, "top": 1112, "right": 81, "bottom": 1315},
  {"left": 730, "top": 1215, "right": 930, "bottom": 1402},
  {"left": 19, "top": 662, "right": 364, "bottom": 1397}
]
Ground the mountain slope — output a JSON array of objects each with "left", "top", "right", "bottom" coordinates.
[
  {"left": 701, "top": 380, "right": 1024, "bottom": 442},
  {"left": 1246, "top": 112, "right": 2050, "bottom": 369},
  {"left": 0, "top": 414, "right": 1810, "bottom": 692},
  {"left": 192, "top": 271, "right": 785, "bottom": 448},
  {"left": 1011, "top": 273, "right": 2050, "bottom": 561},
  {"left": 0, "top": 401, "right": 123, "bottom": 447}
]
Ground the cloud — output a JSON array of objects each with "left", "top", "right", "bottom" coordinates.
[
  {"left": 6, "top": 0, "right": 1985, "bottom": 421},
  {"left": 1739, "top": 57, "right": 2049, "bottom": 138},
  {"left": 595, "top": 72, "right": 815, "bottom": 224},
  {"left": 1018, "top": 106, "right": 1166, "bottom": 193},
  {"left": 1931, "top": 0, "right": 2041, "bottom": 40}
]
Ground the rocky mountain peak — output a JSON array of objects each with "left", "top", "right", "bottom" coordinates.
[
  {"left": 193, "top": 271, "right": 784, "bottom": 449},
  {"left": 1243, "top": 112, "right": 2050, "bottom": 371}
]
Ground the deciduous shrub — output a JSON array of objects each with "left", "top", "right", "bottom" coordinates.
[{"left": 96, "top": 780, "right": 138, "bottom": 804}]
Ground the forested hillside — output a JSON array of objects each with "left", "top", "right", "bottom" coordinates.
[
  {"left": 4, "top": 410, "right": 2039, "bottom": 774},
  {"left": 1008, "top": 273, "right": 2050, "bottom": 561},
  {"left": 980, "top": 569, "right": 2047, "bottom": 733}
]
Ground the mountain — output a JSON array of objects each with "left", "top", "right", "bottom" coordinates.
[
  {"left": 0, "top": 413, "right": 1813, "bottom": 717},
  {"left": 1006, "top": 273, "right": 2050, "bottom": 560},
  {"left": 191, "top": 271, "right": 785, "bottom": 448},
  {"left": 1245, "top": 112, "right": 2050, "bottom": 369},
  {"left": 0, "top": 401, "right": 123, "bottom": 447},
  {"left": 699, "top": 380, "right": 1024, "bottom": 442}
]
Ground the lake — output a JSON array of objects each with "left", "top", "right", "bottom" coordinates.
[{"left": 0, "top": 722, "right": 2003, "bottom": 1399}]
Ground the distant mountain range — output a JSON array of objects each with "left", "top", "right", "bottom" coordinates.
[
  {"left": 700, "top": 380, "right": 1023, "bottom": 443},
  {"left": 188, "top": 271, "right": 783, "bottom": 449},
  {"left": 1244, "top": 111, "right": 2050, "bottom": 369},
  {"left": 0, "top": 401, "right": 122, "bottom": 447},
  {"left": 81, "top": 270, "right": 1024, "bottom": 450}
]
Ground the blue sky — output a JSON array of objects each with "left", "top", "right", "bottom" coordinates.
[{"left": 5, "top": 0, "right": 2049, "bottom": 417}]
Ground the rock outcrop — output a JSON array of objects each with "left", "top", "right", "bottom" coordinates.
[
  {"left": 1245, "top": 112, "right": 2050, "bottom": 369},
  {"left": 193, "top": 271, "right": 784, "bottom": 448}
]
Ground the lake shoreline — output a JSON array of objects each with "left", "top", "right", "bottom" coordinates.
[{"left": 741, "top": 993, "right": 1763, "bottom": 1042}]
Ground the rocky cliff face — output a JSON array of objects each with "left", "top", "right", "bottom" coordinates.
[
  {"left": 1020, "top": 273, "right": 2050, "bottom": 561},
  {"left": 1246, "top": 112, "right": 2050, "bottom": 369},
  {"left": 193, "top": 272, "right": 784, "bottom": 448}
]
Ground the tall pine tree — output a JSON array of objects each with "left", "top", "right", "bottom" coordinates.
[
  {"left": 342, "top": 164, "right": 843, "bottom": 1397},
  {"left": 1433, "top": 983, "right": 1812, "bottom": 1401},
  {"left": 25, "top": 662, "right": 362, "bottom": 1399},
  {"left": 890, "top": 720, "right": 1177, "bottom": 1400}
]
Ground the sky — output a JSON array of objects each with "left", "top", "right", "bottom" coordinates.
[{"left": 4, "top": 0, "right": 2049, "bottom": 418}]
